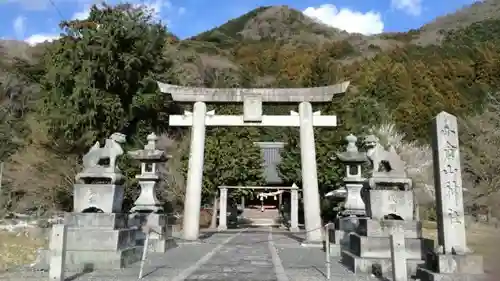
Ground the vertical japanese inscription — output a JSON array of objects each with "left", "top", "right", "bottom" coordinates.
[
  {"left": 87, "top": 188, "right": 97, "bottom": 205},
  {"left": 432, "top": 111, "right": 467, "bottom": 254},
  {"left": 387, "top": 192, "right": 398, "bottom": 214}
]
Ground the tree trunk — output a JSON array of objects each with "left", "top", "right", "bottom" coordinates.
[{"left": 210, "top": 194, "right": 218, "bottom": 229}]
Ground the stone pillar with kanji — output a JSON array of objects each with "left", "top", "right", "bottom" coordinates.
[{"left": 417, "top": 111, "right": 485, "bottom": 280}]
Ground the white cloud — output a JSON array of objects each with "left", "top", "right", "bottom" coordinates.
[
  {"left": 14, "top": 0, "right": 173, "bottom": 46},
  {"left": 13, "top": 16, "right": 26, "bottom": 38},
  {"left": 72, "top": 7, "right": 91, "bottom": 20},
  {"left": 391, "top": 0, "right": 422, "bottom": 16},
  {"left": 303, "top": 4, "right": 384, "bottom": 35},
  {"left": 177, "top": 7, "right": 186, "bottom": 15},
  {"left": 138, "top": 0, "right": 167, "bottom": 18},
  {"left": 24, "top": 34, "right": 59, "bottom": 45}
]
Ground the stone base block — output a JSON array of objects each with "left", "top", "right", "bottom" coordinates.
[
  {"left": 35, "top": 247, "right": 142, "bottom": 271},
  {"left": 367, "top": 190, "right": 413, "bottom": 220},
  {"left": 329, "top": 244, "right": 341, "bottom": 256},
  {"left": 64, "top": 246, "right": 142, "bottom": 270},
  {"left": 145, "top": 213, "right": 166, "bottom": 226},
  {"left": 130, "top": 213, "right": 172, "bottom": 234},
  {"left": 356, "top": 219, "right": 422, "bottom": 238},
  {"left": 336, "top": 217, "right": 362, "bottom": 232},
  {"left": 73, "top": 184, "right": 124, "bottom": 213},
  {"left": 348, "top": 232, "right": 434, "bottom": 259},
  {"left": 147, "top": 237, "right": 177, "bottom": 253},
  {"left": 341, "top": 250, "right": 424, "bottom": 277},
  {"left": 301, "top": 241, "right": 324, "bottom": 248},
  {"left": 417, "top": 268, "right": 489, "bottom": 281},
  {"left": 333, "top": 229, "right": 349, "bottom": 246},
  {"left": 424, "top": 253, "right": 484, "bottom": 274},
  {"left": 332, "top": 217, "right": 364, "bottom": 247},
  {"left": 248, "top": 218, "right": 280, "bottom": 226},
  {"left": 65, "top": 213, "right": 128, "bottom": 229},
  {"left": 65, "top": 227, "right": 137, "bottom": 251}
]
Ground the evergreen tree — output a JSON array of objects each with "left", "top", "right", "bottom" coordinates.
[{"left": 40, "top": 3, "right": 172, "bottom": 151}]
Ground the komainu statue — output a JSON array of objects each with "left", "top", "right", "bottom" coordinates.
[
  {"left": 363, "top": 135, "right": 406, "bottom": 176},
  {"left": 363, "top": 134, "right": 411, "bottom": 190},
  {"left": 76, "top": 132, "right": 127, "bottom": 184}
]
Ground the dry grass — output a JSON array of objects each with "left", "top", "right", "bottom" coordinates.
[
  {"left": 4, "top": 116, "right": 80, "bottom": 213},
  {"left": 0, "top": 230, "right": 46, "bottom": 271},
  {"left": 422, "top": 220, "right": 500, "bottom": 275}
]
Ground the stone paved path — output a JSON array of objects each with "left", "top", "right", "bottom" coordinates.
[{"left": 0, "top": 228, "right": 378, "bottom": 281}]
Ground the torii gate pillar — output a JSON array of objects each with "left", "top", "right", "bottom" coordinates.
[
  {"left": 183, "top": 101, "right": 206, "bottom": 240},
  {"left": 159, "top": 82, "right": 350, "bottom": 242},
  {"left": 298, "top": 101, "right": 323, "bottom": 243}
]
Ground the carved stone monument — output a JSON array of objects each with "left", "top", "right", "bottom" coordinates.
[
  {"left": 63, "top": 133, "right": 142, "bottom": 270},
  {"left": 417, "top": 111, "right": 486, "bottom": 281},
  {"left": 341, "top": 134, "right": 433, "bottom": 279},
  {"left": 128, "top": 133, "right": 177, "bottom": 253}
]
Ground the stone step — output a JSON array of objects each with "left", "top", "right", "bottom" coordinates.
[
  {"left": 416, "top": 268, "right": 489, "bottom": 281},
  {"left": 341, "top": 249, "right": 425, "bottom": 278},
  {"left": 64, "top": 213, "right": 128, "bottom": 229},
  {"left": 146, "top": 237, "right": 177, "bottom": 253},
  {"left": 65, "top": 228, "right": 137, "bottom": 251},
  {"left": 64, "top": 246, "right": 142, "bottom": 270},
  {"left": 135, "top": 225, "right": 173, "bottom": 241},
  {"left": 247, "top": 218, "right": 279, "bottom": 226},
  {"left": 35, "top": 246, "right": 142, "bottom": 271},
  {"left": 348, "top": 232, "right": 434, "bottom": 259},
  {"left": 356, "top": 219, "right": 423, "bottom": 238}
]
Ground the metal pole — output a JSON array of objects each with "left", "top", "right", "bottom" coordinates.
[
  {"left": 138, "top": 230, "right": 150, "bottom": 279},
  {"left": 325, "top": 223, "right": 331, "bottom": 281}
]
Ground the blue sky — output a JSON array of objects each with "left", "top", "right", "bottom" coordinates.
[{"left": 0, "top": 0, "right": 483, "bottom": 44}]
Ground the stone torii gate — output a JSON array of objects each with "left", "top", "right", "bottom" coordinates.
[{"left": 158, "top": 82, "right": 350, "bottom": 243}]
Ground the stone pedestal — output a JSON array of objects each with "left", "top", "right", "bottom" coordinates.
[
  {"left": 73, "top": 183, "right": 124, "bottom": 213},
  {"left": 130, "top": 177, "right": 162, "bottom": 213},
  {"left": 343, "top": 183, "right": 366, "bottom": 216},
  {"left": 334, "top": 217, "right": 361, "bottom": 245},
  {"left": 130, "top": 213, "right": 177, "bottom": 253},
  {"left": 63, "top": 213, "right": 142, "bottom": 270},
  {"left": 328, "top": 216, "right": 362, "bottom": 256},
  {"left": 417, "top": 254, "right": 486, "bottom": 281},
  {"left": 366, "top": 189, "right": 414, "bottom": 220},
  {"left": 341, "top": 218, "right": 433, "bottom": 279}
]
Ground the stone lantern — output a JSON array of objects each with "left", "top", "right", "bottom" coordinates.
[
  {"left": 128, "top": 132, "right": 170, "bottom": 213},
  {"left": 336, "top": 134, "right": 369, "bottom": 216},
  {"left": 128, "top": 132, "right": 176, "bottom": 253}
]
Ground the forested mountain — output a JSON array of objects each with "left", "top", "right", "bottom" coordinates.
[{"left": 1, "top": 1, "right": 500, "bottom": 219}]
